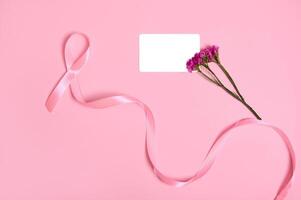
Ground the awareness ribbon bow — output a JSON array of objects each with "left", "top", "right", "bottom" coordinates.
[{"left": 45, "top": 33, "right": 296, "bottom": 200}]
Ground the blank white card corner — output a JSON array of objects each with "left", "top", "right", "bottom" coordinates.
[{"left": 139, "top": 34, "right": 200, "bottom": 72}]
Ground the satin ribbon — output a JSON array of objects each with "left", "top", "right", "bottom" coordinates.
[{"left": 45, "top": 33, "right": 296, "bottom": 200}]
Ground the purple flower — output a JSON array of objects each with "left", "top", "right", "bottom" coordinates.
[
  {"left": 199, "top": 51, "right": 206, "bottom": 60},
  {"left": 210, "top": 45, "right": 219, "bottom": 56},
  {"left": 186, "top": 45, "right": 220, "bottom": 72},
  {"left": 192, "top": 53, "right": 202, "bottom": 65},
  {"left": 203, "top": 47, "right": 213, "bottom": 61},
  {"left": 186, "top": 58, "right": 195, "bottom": 73}
]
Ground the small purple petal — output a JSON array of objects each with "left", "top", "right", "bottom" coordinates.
[
  {"left": 187, "top": 44, "right": 220, "bottom": 71},
  {"left": 199, "top": 51, "right": 206, "bottom": 59},
  {"left": 186, "top": 59, "right": 195, "bottom": 72},
  {"left": 210, "top": 45, "right": 219, "bottom": 56}
]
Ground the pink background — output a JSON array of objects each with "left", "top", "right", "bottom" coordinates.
[{"left": 0, "top": 0, "right": 300, "bottom": 199}]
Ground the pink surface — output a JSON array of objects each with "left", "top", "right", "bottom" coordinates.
[{"left": 0, "top": 0, "right": 300, "bottom": 199}]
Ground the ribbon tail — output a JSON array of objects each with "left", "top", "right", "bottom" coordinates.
[{"left": 45, "top": 71, "right": 75, "bottom": 112}]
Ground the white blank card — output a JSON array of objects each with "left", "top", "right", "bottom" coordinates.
[{"left": 139, "top": 34, "right": 200, "bottom": 72}]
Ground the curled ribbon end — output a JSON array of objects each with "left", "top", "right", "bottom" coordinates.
[{"left": 45, "top": 99, "right": 54, "bottom": 112}]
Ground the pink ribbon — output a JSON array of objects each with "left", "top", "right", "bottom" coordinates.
[{"left": 45, "top": 33, "right": 296, "bottom": 200}]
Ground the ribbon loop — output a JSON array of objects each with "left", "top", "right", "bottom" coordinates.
[
  {"left": 45, "top": 32, "right": 295, "bottom": 200},
  {"left": 45, "top": 33, "right": 90, "bottom": 111},
  {"left": 64, "top": 32, "right": 90, "bottom": 72}
]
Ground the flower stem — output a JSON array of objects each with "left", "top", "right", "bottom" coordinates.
[
  {"left": 219, "top": 84, "right": 262, "bottom": 120},
  {"left": 198, "top": 65, "right": 262, "bottom": 120},
  {"left": 196, "top": 67, "right": 220, "bottom": 87},
  {"left": 216, "top": 62, "right": 245, "bottom": 102}
]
